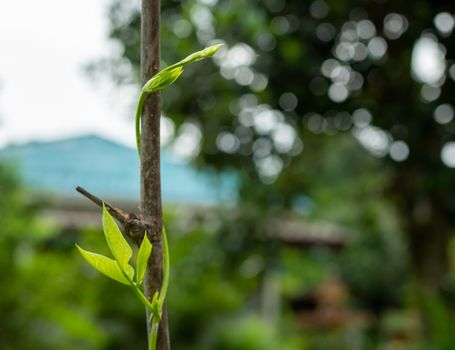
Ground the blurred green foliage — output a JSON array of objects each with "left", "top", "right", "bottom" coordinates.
[
  {"left": 98, "top": 0, "right": 455, "bottom": 310},
  {"left": 0, "top": 147, "right": 437, "bottom": 350},
  {"left": 90, "top": 0, "right": 455, "bottom": 346},
  {"left": 92, "top": 0, "right": 455, "bottom": 298},
  {"left": 2, "top": 0, "right": 455, "bottom": 349}
]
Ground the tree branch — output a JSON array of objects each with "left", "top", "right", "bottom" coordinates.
[{"left": 75, "top": 186, "right": 155, "bottom": 245}]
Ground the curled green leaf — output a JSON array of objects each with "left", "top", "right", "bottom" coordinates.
[
  {"left": 136, "top": 67, "right": 183, "bottom": 153},
  {"left": 164, "top": 43, "right": 223, "bottom": 71},
  {"left": 142, "top": 66, "right": 184, "bottom": 94},
  {"left": 135, "top": 44, "right": 223, "bottom": 155}
]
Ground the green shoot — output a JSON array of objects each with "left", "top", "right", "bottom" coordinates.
[
  {"left": 135, "top": 44, "right": 222, "bottom": 154},
  {"left": 77, "top": 205, "right": 169, "bottom": 350}
]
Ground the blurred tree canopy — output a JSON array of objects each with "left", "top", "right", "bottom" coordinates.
[
  {"left": 3, "top": 1, "right": 455, "bottom": 349},
  {"left": 92, "top": 0, "right": 455, "bottom": 302}
]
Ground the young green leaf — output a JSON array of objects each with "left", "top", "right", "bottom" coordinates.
[
  {"left": 76, "top": 245, "right": 131, "bottom": 285},
  {"left": 135, "top": 44, "right": 223, "bottom": 154},
  {"left": 142, "top": 66, "right": 183, "bottom": 94},
  {"left": 135, "top": 67, "right": 184, "bottom": 153},
  {"left": 102, "top": 204, "right": 133, "bottom": 275},
  {"left": 136, "top": 233, "right": 152, "bottom": 284},
  {"left": 164, "top": 44, "right": 222, "bottom": 71}
]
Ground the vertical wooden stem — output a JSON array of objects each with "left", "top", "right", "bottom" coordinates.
[{"left": 140, "top": 0, "right": 170, "bottom": 349}]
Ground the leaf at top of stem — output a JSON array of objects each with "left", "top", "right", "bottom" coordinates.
[
  {"left": 76, "top": 245, "right": 131, "bottom": 285},
  {"left": 164, "top": 44, "right": 223, "bottom": 72},
  {"left": 142, "top": 44, "right": 221, "bottom": 95},
  {"left": 142, "top": 66, "right": 183, "bottom": 94},
  {"left": 136, "top": 233, "right": 152, "bottom": 284},
  {"left": 135, "top": 44, "right": 222, "bottom": 155},
  {"left": 102, "top": 204, "right": 134, "bottom": 277}
]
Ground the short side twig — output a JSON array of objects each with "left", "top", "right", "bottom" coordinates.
[{"left": 75, "top": 186, "right": 157, "bottom": 244}]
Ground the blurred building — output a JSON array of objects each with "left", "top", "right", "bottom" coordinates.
[
  {"left": 0, "top": 134, "right": 360, "bottom": 329},
  {"left": 0, "top": 134, "right": 237, "bottom": 227}
]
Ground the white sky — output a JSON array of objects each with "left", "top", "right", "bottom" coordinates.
[{"left": 0, "top": 0, "right": 138, "bottom": 149}]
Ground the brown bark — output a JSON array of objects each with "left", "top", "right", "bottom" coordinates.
[{"left": 140, "top": 0, "right": 170, "bottom": 349}]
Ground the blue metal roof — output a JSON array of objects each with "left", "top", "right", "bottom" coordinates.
[{"left": 0, "top": 135, "right": 237, "bottom": 205}]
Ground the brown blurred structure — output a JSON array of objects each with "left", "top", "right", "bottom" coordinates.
[{"left": 291, "top": 277, "right": 371, "bottom": 329}]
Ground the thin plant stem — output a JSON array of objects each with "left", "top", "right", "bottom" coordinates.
[
  {"left": 148, "top": 316, "right": 160, "bottom": 350},
  {"left": 135, "top": 92, "right": 146, "bottom": 155}
]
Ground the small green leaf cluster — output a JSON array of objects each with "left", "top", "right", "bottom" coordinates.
[
  {"left": 76, "top": 205, "right": 169, "bottom": 350},
  {"left": 135, "top": 44, "right": 222, "bottom": 154}
]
